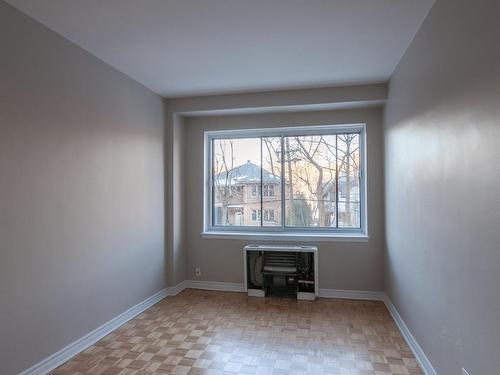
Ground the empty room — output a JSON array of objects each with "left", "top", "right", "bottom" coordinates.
[{"left": 1, "top": 1, "right": 498, "bottom": 374}]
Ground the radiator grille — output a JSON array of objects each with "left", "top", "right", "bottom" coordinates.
[{"left": 263, "top": 252, "right": 297, "bottom": 274}]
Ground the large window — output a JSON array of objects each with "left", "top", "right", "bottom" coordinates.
[{"left": 205, "top": 124, "right": 366, "bottom": 236}]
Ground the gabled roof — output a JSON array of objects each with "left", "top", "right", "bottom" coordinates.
[{"left": 214, "top": 161, "right": 280, "bottom": 185}]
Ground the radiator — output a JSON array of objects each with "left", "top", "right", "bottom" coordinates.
[{"left": 243, "top": 244, "right": 318, "bottom": 300}]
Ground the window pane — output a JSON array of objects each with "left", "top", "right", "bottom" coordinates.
[
  {"left": 209, "top": 128, "right": 363, "bottom": 232},
  {"left": 262, "top": 137, "right": 282, "bottom": 227},
  {"left": 284, "top": 135, "right": 337, "bottom": 227},
  {"left": 212, "top": 138, "right": 261, "bottom": 226},
  {"left": 337, "top": 133, "right": 361, "bottom": 228}
]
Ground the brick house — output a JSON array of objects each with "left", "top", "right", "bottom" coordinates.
[
  {"left": 214, "top": 160, "right": 360, "bottom": 227},
  {"left": 214, "top": 161, "right": 281, "bottom": 226}
]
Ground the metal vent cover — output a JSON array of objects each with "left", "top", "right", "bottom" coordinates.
[{"left": 263, "top": 251, "right": 297, "bottom": 274}]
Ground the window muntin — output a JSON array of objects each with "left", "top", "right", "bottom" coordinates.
[{"left": 206, "top": 125, "right": 365, "bottom": 234}]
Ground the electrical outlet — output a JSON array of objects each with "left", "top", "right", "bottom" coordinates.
[
  {"left": 195, "top": 267, "right": 201, "bottom": 277},
  {"left": 462, "top": 368, "right": 470, "bottom": 375}
]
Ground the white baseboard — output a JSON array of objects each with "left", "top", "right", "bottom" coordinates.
[
  {"left": 184, "top": 282, "right": 385, "bottom": 302},
  {"left": 185, "top": 282, "right": 386, "bottom": 302},
  {"left": 319, "top": 288, "right": 385, "bottom": 301},
  {"left": 19, "top": 286, "right": 174, "bottom": 375},
  {"left": 166, "top": 280, "right": 190, "bottom": 296},
  {"left": 247, "top": 288, "right": 265, "bottom": 297},
  {"left": 186, "top": 280, "right": 245, "bottom": 293},
  {"left": 383, "top": 294, "right": 437, "bottom": 375}
]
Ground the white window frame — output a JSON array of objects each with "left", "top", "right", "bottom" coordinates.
[
  {"left": 251, "top": 185, "right": 260, "bottom": 197},
  {"left": 263, "top": 184, "right": 274, "bottom": 197},
  {"left": 251, "top": 209, "right": 261, "bottom": 222},
  {"left": 202, "top": 124, "right": 368, "bottom": 240},
  {"left": 263, "top": 209, "right": 275, "bottom": 222}
]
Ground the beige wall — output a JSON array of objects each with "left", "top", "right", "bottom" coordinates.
[
  {"left": 164, "top": 84, "right": 387, "bottom": 289},
  {"left": 0, "top": 2, "right": 166, "bottom": 374},
  {"left": 384, "top": 0, "right": 500, "bottom": 373},
  {"left": 183, "top": 108, "right": 384, "bottom": 290}
]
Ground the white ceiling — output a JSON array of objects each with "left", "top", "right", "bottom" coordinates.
[{"left": 6, "top": 0, "right": 434, "bottom": 98}]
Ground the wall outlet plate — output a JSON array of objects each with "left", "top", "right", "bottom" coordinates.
[
  {"left": 195, "top": 267, "right": 201, "bottom": 277},
  {"left": 462, "top": 368, "right": 470, "bottom": 375}
]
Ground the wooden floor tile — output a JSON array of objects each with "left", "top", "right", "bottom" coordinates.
[{"left": 50, "top": 289, "right": 423, "bottom": 374}]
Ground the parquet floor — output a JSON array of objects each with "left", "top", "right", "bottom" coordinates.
[{"left": 51, "top": 289, "right": 423, "bottom": 375}]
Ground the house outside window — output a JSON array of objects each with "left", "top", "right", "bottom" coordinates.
[{"left": 205, "top": 124, "right": 366, "bottom": 236}]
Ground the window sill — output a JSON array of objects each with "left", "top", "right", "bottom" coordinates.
[{"left": 200, "top": 231, "right": 369, "bottom": 242}]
